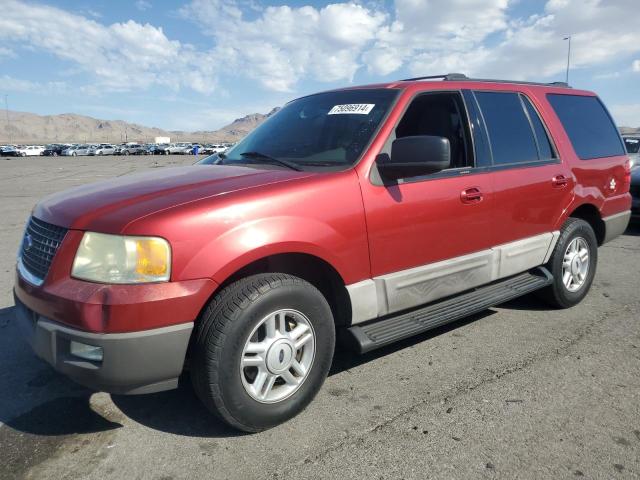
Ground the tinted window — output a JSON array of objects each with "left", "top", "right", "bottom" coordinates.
[
  {"left": 475, "top": 91, "right": 539, "bottom": 165},
  {"left": 395, "top": 92, "right": 473, "bottom": 169},
  {"left": 547, "top": 94, "right": 624, "bottom": 159},
  {"left": 521, "top": 96, "right": 555, "bottom": 159}
]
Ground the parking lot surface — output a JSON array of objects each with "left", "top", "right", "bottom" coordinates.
[{"left": 1, "top": 155, "right": 639, "bottom": 480}]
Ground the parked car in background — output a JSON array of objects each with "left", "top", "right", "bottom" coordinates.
[
  {"left": 93, "top": 145, "right": 117, "bottom": 156},
  {"left": 16, "top": 145, "right": 45, "bottom": 156},
  {"left": 163, "top": 143, "right": 192, "bottom": 154},
  {"left": 42, "top": 144, "right": 67, "bottom": 156},
  {"left": 143, "top": 144, "right": 165, "bottom": 155},
  {"left": 150, "top": 144, "right": 170, "bottom": 155},
  {"left": 623, "top": 136, "right": 639, "bottom": 169},
  {"left": 201, "top": 144, "right": 227, "bottom": 155},
  {"left": 631, "top": 163, "right": 640, "bottom": 221},
  {"left": 63, "top": 144, "right": 90, "bottom": 156},
  {"left": 116, "top": 144, "right": 146, "bottom": 155},
  {"left": 1, "top": 145, "right": 18, "bottom": 156},
  {"left": 187, "top": 144, "right": 203, "bottom": 155}
]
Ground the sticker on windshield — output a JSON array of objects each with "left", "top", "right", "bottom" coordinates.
[{"left": 328, "top": 104, "right": 375, "bottom": 115}]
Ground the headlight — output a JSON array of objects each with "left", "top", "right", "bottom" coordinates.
[{"left": 72, "top": 232, "right": 171, "bottom": 284}]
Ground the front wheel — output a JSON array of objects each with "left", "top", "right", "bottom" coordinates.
[
  {"left": 191, "top": 273, "right": 335, "bottom": 432},
  {"left": 537, "top": 217, "right": 598, "bottom": 308}
]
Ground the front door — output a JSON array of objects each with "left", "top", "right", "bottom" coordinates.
[{"left": 359, "top": 91, "right": 495, "bottom": 317}]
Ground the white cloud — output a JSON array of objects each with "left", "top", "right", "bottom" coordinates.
[
  {"left": 367, "top": 0, "right": 640, "bottom": 81},
  {"left": 181, "top": 0, "right": 387, "bottom": 91},
  {"left": 135, "top": 0, "right": 152, "bottom": 11},
  {"left": 0, "top": 75, "right": 68, "bottom": 94},
  {"left": 0, "top": 0, "right": 218, "bottom": 94},
  {"left": 185, "top": 0, "right": 640, "bottom": 90},
  {"left": 0, "top": 46, "right": 14, "bottom": 58},
  {"left": 2, "top": 0, "right": 640, "bottom": 97}
]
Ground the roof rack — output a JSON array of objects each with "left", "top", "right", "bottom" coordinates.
[
  {"left": 400, "top": 73, "right": 571, "bottom": 88},
  {"left": 401, "top": 73, "right": 469, "bottom": 82}
]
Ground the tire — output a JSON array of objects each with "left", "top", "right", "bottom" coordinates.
[
  {"left": 124, "top": 150, "right": 129, "bottom": 156},
  {"left": 72, "top": 152, "right": 77, "bottom": 157},
  {"left": 191, "top": 273, "right": 335, "bottom": 432},
  {"left": 537, "top": 217, "right": 598, "bottom": 308},
  {"left": 53, "top": 152, "right": 57, "bottom": 157}
]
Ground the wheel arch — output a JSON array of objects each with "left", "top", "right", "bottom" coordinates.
[
  {"left": 213, "top": 252, "right": 352, "bottom": 328},
  {"left": 567, "top": 203, "right": 605, "bottom": 245}
]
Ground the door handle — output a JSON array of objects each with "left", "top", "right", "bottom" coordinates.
[
  {"left": 461, "top": 187, "right": 483, "bottom": 204},
  {"left": 552, "top": 175, "right": 568, "bottom": 188}
]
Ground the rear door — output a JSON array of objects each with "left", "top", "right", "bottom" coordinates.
[{"left": 469, "top": 90, "right": 573, "bottom": 273}]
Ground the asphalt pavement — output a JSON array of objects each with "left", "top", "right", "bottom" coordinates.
[{"left": 0, "top": 155, "right": 639, "bottom": 479}]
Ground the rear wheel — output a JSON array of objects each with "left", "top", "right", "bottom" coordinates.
[
  {"left": 537, "top": 217, "right": 597, "bottom": 308},
  {"left": 191, "top": 273, "right": 335, "bottom": 432}
]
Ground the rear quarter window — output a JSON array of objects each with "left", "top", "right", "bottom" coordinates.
[{"left": 546, "top": 94, "right": 625, "bottom": 160}]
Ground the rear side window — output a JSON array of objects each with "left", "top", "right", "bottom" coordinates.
[
  {"left": 474, "top": 91, "right": 539, "bottom": 165},
  {"left": 547, "top": 94, "right": 625, "bottom": 159}
]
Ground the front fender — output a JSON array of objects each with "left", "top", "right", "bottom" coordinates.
[{"left": 179, "top": 216, "right": 354, "bottom": 285}]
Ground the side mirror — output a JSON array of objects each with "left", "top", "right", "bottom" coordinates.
[{"left": 377, "top": 135, "right": 451, "bottom": 180}]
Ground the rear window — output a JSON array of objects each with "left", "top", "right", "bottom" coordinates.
[{"left": 546, "top": 94, "right": 625, "bottom": 159}]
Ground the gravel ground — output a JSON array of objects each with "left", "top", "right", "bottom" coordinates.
[{"left": 0, "top": 155, "right": 639, "bottom": 480}]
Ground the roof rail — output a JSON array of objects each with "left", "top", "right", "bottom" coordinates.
[
  {"left": 400, "top": 73, "right": 571, "bottom": 88},
  {"left": 400, "top": 73, "right": 468, "bottom": 82}
]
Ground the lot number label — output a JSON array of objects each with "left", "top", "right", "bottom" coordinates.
[{"left": 328, "top": 104, "right": 375, "bottom": 115}]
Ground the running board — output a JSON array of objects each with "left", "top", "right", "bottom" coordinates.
[{"left": 346, "top": 267, "right": 553, "bottom": 354}]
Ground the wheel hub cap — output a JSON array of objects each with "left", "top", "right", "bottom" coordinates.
[
  {"left": 562, "top": 237, "right": 590, "bottom": 293},
  {"left": 266, "top": 340, "right": 294, "bottom": 374},
  {"left": 240, "top": 309, "right": 316, "bottom": 403}
]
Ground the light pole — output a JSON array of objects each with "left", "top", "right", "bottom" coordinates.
[
  {"left": 4, "top": 94, "right": 11, "bottom": 144},
  {"left": 563, "top": 36, "right": 571, "bottom": 84}
]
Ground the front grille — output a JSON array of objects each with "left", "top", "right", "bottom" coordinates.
[{"left": 20, "top": 217, "right": 68, "bottom": 282}]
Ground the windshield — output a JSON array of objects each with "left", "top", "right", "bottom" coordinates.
[
  {"left": 222, "top": 88, "right": 398, "bottom": 169},
  {"left": 624, "top": 137, "right": 640, "bottom": 154}
]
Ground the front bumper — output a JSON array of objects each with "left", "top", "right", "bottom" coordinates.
[{"left": 14, "top": 294, "right": 193, "bottom": 394}]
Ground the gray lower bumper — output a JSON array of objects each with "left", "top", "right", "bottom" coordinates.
[
  {"left": 602, "top": 210, "right": 631, "bottom": 244},
  {"left": 14, "top": 296, "right": 193, "bottom": 395}
]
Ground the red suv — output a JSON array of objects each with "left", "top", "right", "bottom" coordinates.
[{"left": 14, "top": 74, "right": 631, "bottom": 431}]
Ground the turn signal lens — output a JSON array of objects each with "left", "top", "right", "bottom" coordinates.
[{"left": 136, "top": 238, "right": 170, "bottom": 276}]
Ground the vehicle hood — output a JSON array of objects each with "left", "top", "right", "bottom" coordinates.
[{"left": 33, "top": 165, "right": 313, "bottom": 232}]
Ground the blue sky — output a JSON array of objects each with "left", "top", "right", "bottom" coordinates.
[{"left": 1, "top": 0, "right": 639, "bottom": 131}]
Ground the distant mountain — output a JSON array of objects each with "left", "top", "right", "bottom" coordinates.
[
  {"left": 1, "top": 108, "right": 635, "bottom": 144},
  {"left": 619, "top": 126, "right": 640, "bottom": 135},
  {"left": 0, "top": 108, "right": 280, "bottom": 144}
]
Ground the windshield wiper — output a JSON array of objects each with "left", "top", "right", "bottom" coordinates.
[{"left": 239, "top": 151, "right": 302, "bottom": 171}]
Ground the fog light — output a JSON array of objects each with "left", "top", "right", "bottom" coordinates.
[{"left": 70, "top": 341, "right": 103, "bottom": 362}]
